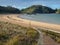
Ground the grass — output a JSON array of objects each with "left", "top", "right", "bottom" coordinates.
[
  {"left": 0, "top": 21, "right": 39, "bottom": 45},
  {"left": 41, "top": 30, "right": 60, "bottom": 43}
]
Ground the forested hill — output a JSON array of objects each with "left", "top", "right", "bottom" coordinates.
[
  {"left": 21, "top": 5, "right": 55, "bottom": 14},
  {"left": 0, "top": 6, "right": 20, "bottom": 14}
]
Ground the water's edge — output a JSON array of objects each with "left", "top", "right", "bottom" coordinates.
[{"left": 19, "top": 14, "right": 60, "bottom": 25}]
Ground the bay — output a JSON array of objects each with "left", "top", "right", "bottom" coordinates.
[{"left": 19, "top": 14, "right": 60, "bottom": 25}]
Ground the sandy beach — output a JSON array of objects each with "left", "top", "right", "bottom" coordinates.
[{"left": 0, "top": 14, "right": 60, "bottom": 33}]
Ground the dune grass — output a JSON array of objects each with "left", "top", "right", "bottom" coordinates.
[
  {"left": 0, "top": 21, "right": 39, "bottom": 45},
  {"left": 41, "top": 30, "right": 60, "bottom": 43}
]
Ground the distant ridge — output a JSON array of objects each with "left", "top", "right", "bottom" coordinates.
[{"left": 0, "top": 6, "right": 20, "bottom": 14}]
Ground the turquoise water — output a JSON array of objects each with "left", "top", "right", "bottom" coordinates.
[{"left": 20, "top": 14, "right": 60, "bottom": 25}]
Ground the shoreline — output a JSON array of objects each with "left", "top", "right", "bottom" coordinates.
[
  {"left": 19, "top": 14, "right": 60, "bottom": 25},
  {"left": 9, "top": 15, "right": 60, "bottom": 32},
  {"left": 0, "top": 14, "right": 60, "bottom": 33}
]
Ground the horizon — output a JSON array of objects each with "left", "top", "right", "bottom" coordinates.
[{"left": 0, "top": 0, "right": 60, "bottom": 9}]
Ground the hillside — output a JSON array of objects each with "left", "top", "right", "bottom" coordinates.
[
  {"left": 21, "top": 5, "right": 55, "bottom": 14},
  {"left": 0, "top": 6, "right": 20, "bottom": 14}
]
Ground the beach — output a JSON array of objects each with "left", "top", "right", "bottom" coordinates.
[
  {"left": 0, "top": 14, "right": 60, "bottom": 45},
  {"left": 0, "top": 14, "right": 60, "bottom": 33}
]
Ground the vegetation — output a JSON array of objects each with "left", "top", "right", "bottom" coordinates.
[
  {"left": 0, "top": 6, "right": 20, "bottom": 14},
  {"left": 21, "top": 5, "right": 55, "bottom": 14},
  {"left": 41, "top": 30, "right": 60, "bottom": 43},
  {"left": 0, "top": 21, "right": 39, "bottom": 45},
  {"left": 56, "top": 9, "right": 60, "bottom": 14}
]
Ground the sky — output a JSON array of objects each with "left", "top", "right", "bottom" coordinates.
[{"left": 0, "top": 0, "right": 60, "bottom": 9}]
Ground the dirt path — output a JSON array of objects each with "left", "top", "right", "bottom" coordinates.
[{"left": 43, "top": 34, "right": 60, "bottom": 45}]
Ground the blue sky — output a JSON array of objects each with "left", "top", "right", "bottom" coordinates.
[{"left": 0, "top": 0, "right": 60, "bottom": 9}]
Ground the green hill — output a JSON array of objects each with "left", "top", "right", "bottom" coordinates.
[{"left": 21, "top": 5, "right": 55, "bottom": 14}]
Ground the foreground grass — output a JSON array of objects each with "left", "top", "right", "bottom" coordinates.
[
  {"left": 0, "top": 21, "right": 39, "bottom": 45},
  {"left": 41, "top": 30, "right": 60, "bottom": 43}
]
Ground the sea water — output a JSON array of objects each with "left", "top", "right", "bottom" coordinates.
[{"left": 19, "top": 14, "right": 60, "bottom": 25}]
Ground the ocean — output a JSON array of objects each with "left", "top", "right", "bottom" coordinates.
[{"left": 19, "top": 14, "right": 60, "bottom": 25}]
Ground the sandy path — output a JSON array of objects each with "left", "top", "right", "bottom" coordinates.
[{"left": 42, "top": 33, "right": 60, "bottom": 45}]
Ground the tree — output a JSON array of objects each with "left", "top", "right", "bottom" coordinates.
[{"left": 56, "top": 9, "right": 60, "bottom": 14}]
